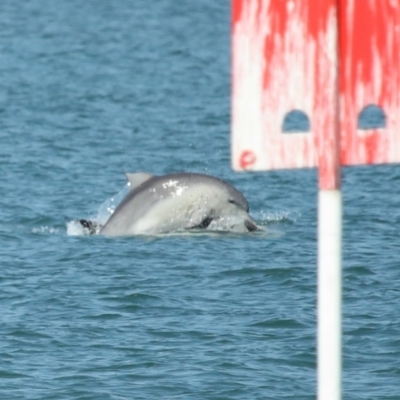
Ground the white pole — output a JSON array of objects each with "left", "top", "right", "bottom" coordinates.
[{"left": 318, "top": 189, "right": 342, "bottom": 400}]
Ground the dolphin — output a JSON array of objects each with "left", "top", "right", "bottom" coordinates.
[{"left": 92, "top": 172, "right": 260, "bottom": 236}]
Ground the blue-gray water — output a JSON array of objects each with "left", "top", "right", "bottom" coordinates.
[{"left": 1, "top": 1, "right": 400, "bottom": 399}]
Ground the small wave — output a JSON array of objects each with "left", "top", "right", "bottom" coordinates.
[
  {"left": 256, "top": 210, "right": 300, "bottom": 225},
  {"left": 32, "top": 226, "right": 61, "bottom": 235},
  {"left": 66, "top": 220, "right": 87, "bottom": 236}
]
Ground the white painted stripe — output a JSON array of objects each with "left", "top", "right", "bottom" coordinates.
[{"left": 318, "top": 190, "right": 342, "bottom": 400}]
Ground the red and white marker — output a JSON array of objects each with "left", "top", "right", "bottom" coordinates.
[{"left": 231, "top": 1, "right": 400, "bottom": 399}]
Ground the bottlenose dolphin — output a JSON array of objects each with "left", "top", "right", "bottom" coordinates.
[{"left": 95, "top": 172, "right": 260, "bottom": 236}]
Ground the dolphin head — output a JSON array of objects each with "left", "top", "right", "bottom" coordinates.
[
  {"left": 217, "top": 201, "right": 260, "bottom": 232},
  {"left": 207, "top": 183, "right": 260, "bottom": 232}
]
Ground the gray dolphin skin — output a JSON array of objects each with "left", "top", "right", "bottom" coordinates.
[{"left": 99, "top": 172, "right": 260, "bottom": 236}]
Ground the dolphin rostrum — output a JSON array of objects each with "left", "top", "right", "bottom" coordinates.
[{"left": 96, "top": 172, "right": 260, "bottom": 236}]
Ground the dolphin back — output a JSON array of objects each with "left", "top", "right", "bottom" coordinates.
[{"left": 100, "top": 172, "right": 253, "bottom": 236}]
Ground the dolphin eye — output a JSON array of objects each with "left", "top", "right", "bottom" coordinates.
[{"left": 228, "top": 199, "right": 236, "bottom": 205}]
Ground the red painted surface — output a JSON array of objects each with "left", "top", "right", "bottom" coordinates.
[
  {"left": 231, "top": 0, "right": 400, "bottom": 188},
  {"left": 339, "top": 0, "right": 400, "bottom": 165},
  {"left": 231, "top": 0, "right": 339, "bottom": 189},
  {"left": 239, "top": 150, "right": 257, "bottom": 169}
]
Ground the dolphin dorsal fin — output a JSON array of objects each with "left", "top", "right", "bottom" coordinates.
[{"left": 125, "top": 172, "right": 155, "bottom": 190}]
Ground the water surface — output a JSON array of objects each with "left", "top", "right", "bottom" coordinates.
[{"left": 1, "top": 1, "right": 399, "bottom": 399}]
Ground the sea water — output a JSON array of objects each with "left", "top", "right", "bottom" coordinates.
[{"left": 1, "top": 1, "right": 400, "bottom": 399}]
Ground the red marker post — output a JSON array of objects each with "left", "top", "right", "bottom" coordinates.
[{"left": 231, "top": 1, "right": 400, "bottom": 399}]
